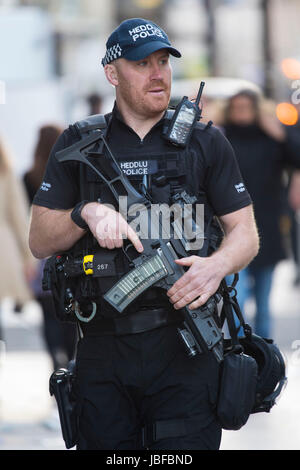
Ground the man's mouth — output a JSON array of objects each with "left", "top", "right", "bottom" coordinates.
[{"left": 148, "top": 88, "right": 165, "bottom": 95}]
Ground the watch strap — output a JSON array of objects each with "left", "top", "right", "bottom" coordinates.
[{"left": 71, "top": 200, "right": 89, "bottom": 229}]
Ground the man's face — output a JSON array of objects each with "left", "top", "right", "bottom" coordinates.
[{"left": 108, "top": 49, "right": 172, "bottom": 118}]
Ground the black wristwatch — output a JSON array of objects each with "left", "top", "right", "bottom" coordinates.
[{"left": 71, "top": 200, "right": 89, "bottom": 230}]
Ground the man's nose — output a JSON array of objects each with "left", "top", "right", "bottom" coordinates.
[{"left": 149, "top": 63, "right": 163, "bottom": 80}]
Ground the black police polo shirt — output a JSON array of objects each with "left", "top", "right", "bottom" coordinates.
[{"left": 33, "top": 104, "right": 252, "bottom": 216}]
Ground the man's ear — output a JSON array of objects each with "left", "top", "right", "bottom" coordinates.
[{"left": 104, "top": 64, "right": 118, "bottom": 86}]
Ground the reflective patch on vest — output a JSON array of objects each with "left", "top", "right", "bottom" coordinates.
[{"left": 119, "top": 159, "right": 158, "bottom": 176}]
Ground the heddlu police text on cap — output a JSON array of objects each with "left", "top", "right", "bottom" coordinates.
[{"left": 128, "top": 23, "right": 165, "bottom": 42}]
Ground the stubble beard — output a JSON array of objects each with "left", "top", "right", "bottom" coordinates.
[{"left": 118, "top": 79, "right": 171, "bottom": 118}]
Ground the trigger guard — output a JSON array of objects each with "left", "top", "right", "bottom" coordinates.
[
  {"left": 122, "top": 243, "right": 135, "bottom": 264},
  {"left": 123, "top": 242, "right": 133, "bottom": 253}
]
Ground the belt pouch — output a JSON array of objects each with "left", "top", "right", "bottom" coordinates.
[
  {"left": 217, "top": 279, "right": 258, "bottom": 430},
  {"left": 217, "top": 346, "right": 258, "bottom": 430}
]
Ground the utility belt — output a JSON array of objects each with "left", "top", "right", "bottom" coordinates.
[
  {"left": 80, "top": 307, "right": 183, "bottom": 336},
  {"left": 42, "top": 247, "right": 184, "bottom": 333},
  {"left": 42, "top": 249, "right": 174, "bottom": 325}
]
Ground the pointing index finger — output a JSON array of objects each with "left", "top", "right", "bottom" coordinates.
[{"left": 126, "top": 224, "right": 144, "bottom": 253}]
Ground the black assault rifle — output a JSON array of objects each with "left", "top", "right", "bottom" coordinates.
[{"left": 55, "top": 122, "right": 224, "bottom": 363}]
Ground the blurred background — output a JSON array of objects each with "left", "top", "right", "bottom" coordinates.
[
  {"left": 0, "top": 0, "right": 300, "bottom": 450},
  {"left": 1, "top": 0, "right": 300, "bottom": 173}
]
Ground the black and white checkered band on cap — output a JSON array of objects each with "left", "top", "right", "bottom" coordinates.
[
  {"left": 101, "top": 19, "right": 181, "bottom": 67},
  {"left": 101, "top": 43, "right": 122, "bottom": 66}
]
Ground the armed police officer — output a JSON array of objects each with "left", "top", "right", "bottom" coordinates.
[{"left": 29, "top": 18, "right": 259, "bottom": 450}]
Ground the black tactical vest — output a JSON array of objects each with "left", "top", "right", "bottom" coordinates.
[{"left": 59, "top": 113, "right": 219, "bottom": 320}]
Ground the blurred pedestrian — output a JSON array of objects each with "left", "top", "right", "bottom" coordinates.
[
  {"left": 0, "top": 135, "right": 36, "bottom": 340},
  {"left": 24, "top": 125, "right": 77, "bottom": 370},
  {"left": 221, "top": 90, "right": 300, "bottom": 338},
  {"left": 86, "top": 93, "right": 103, "bottom": 116},
  {"left": 288, "top": 168, "right": 300, "bottom": 284},
  {"left": 285, "top": 108, "right": 300, "bottom": 284},
  {"left": 289, "top": 170, "right": 300, "bottom": 212}
]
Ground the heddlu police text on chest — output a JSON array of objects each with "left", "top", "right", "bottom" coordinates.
[
  {"left": 128, "top": 23, "right": 164, "bottom": 42},
  {"left": 120, "top": 160, "right": 149, "bottom": 176}
]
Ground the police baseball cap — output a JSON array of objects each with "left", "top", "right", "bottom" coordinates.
[{"left": 101, "top": 18, "right": 181, "bottom": 66}]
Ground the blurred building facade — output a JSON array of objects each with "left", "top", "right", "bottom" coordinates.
[
  {"left": 0, "top": 0, "right": 300, "bottom": 174},
  {"left": 1, "top": 0, "right": 299, "bottom": 86}
]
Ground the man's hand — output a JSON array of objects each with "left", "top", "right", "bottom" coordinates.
[
  {"left": 167, "top": 206, "right": 259, "bottom": 311},
  {"left": 167, "top": 255, "right": 225, "bottom": 310},
  {"left": 81, "top": 202, "right": 144, "bottom": 252}
]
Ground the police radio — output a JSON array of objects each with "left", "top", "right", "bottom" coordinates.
[{"left": 164, "top": 81, "right": 205, "bottom": 147}]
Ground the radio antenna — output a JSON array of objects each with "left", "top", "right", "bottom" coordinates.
[{"left": 195, "top": 81, "right": 205, "bottom": 107}]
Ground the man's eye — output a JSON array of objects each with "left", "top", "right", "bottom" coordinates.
[{"left": 138, "top": 61, "right": 147, "bottom": 67}]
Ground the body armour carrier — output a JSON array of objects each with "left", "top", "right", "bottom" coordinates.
[{"left": 43, "top": 112, "right": 221, "bottom": 323}]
